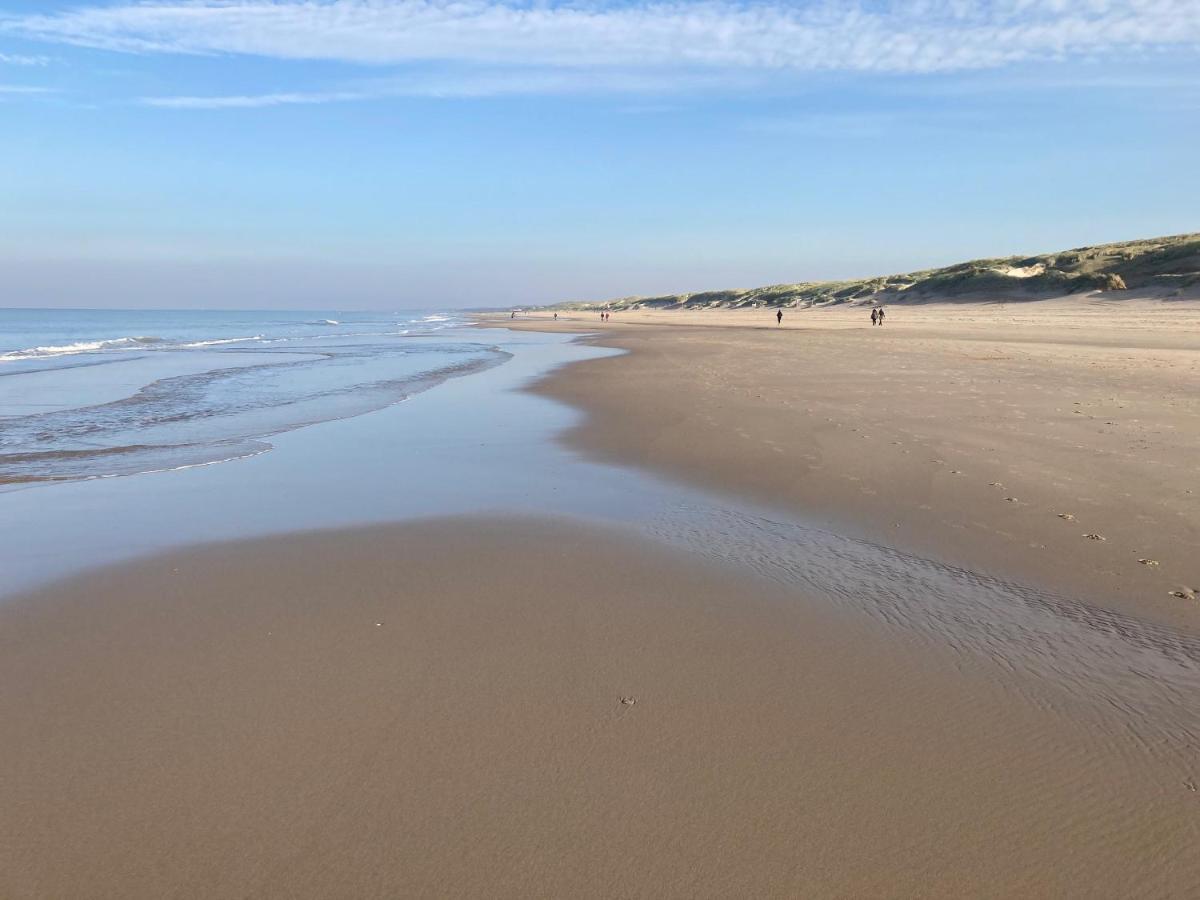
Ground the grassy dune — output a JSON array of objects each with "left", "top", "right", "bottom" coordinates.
[{"left": 560, "top": 232, "right": 1200, "bottom": 310}]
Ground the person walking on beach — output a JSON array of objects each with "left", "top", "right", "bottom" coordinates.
[
  {"left": 878, "top": 307, "right": 886, "bottom": 326},
  {"left": 871, "top": 308, "right": 878, "bottom": 326},
  {"left": 776, "top": 309, "right": 783, "bottom": 325}
]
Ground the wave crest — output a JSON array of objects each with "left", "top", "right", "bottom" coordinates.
[{"left": 0, "top": 336, "right": 166, "bottom": 361}]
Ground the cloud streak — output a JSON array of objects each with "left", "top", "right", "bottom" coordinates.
[
  {"left": 139, "top": 66, "right": 751, "bottom": 107},
  {"left": 6, "top": 1, "right": 1200, "bottom": 74},
  {"left": 0, "top": 51, "right": 50, "bottom": 66},
  {"left": 142, "top": 90, "right": 369, "bottom": 109}
]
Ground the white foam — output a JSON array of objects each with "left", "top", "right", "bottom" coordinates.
[
  {"left": 88, "top": 445, "right": 273, "bottom": 480},
  {"left": 0, "top": 336, "right": 165, "bottom": 361},
  {"left": 179, "top": 335, "right": 264, "bottom": 348}
]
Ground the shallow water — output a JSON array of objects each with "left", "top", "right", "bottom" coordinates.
[
  {"left": 0, "top": 308, "right": 480, "bottom": 485},
  {"left": 2, "top": 317, "right": 1199, "bottom": 774}
]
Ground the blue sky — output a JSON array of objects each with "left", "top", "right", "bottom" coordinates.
[{"left": 1, "top": 1, "right": 1198, "bottom": 309}]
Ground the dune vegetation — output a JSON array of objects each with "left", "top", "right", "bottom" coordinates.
[{"left": 559, "top": 232, "right": 1200, "bottom": 310}]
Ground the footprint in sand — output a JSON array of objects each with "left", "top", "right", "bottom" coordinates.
[
  {"left": 1058, "top": 513, "right": 1076, "bottom": 521},
  {"left": 619, "top": 696, "right": 637, "bottom": 707},
  {"left": 1138, "top": 559, "right": 1160, "bottom": 567},
  {"left": 1004, "top": 497, "right": 1019, "bottom": 503},
  {"left": 989, "top": 482, "right": 1004, "bottom": 488},
  {"left": 1169, "top": 589, "right": 1196, "bottom": 601},
  {"left": 1082, "top": 533, "right": 1106, "bottom": 541}
]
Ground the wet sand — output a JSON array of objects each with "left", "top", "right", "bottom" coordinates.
[
  {"left": 3, "top": 518, "right": 1198, "bottom": 897},
  {"left": 505, "top": 299, "right": 1200, "bottom": 630}
]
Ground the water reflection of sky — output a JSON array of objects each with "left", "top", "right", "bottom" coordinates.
[{"left": 0, "top": 327, "right": 655, "bottom": 592}]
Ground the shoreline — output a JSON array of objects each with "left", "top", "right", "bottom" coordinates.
[
  {"left": 5, "top": 305, "right": 1200, "bottom": 895},
  {"left": 4, "top": 516, "right": 1198, "bottom": 896},
  {"left": 486, "top": 299, "right": 1200, "bottom": 631}
]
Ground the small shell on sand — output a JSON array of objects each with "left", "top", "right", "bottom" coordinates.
[{"left": 619, "top": 696, "right": 637, "bottom": 706}]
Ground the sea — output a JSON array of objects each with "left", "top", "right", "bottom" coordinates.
[{"left": 0, "top": 308, "right": 493, "bottom": 487}]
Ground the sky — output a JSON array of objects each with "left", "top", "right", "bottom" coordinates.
[{"left": 1, "top": 1, "right": 1198, "bottom": 310}]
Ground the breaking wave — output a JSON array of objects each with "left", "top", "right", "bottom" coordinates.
[{"left": 0, "top": 336, "right": 166, "bottom": 361}]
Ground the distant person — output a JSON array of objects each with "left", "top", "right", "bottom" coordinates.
[
  {"left": 553, "top": 312, "right": 558, "bottom": 320},
  {"left": 776, "top": 310, "right": 783, "bottom": 325},
  {"left": 878, "top": 307, "right": 886, "bottom": 326},
  {"left": 871, "top": 308, "right": 878, "bottom": 326},
  {"left": 511, "top": 311, "right": 516, "bottom": 319}
]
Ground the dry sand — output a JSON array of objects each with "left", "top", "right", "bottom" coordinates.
[
  {"left": 3, "top": 517, "right": 1198, "bottom": 898},
  {"left": 506, "top": 298, "right": 1200, "bottom": 630}
]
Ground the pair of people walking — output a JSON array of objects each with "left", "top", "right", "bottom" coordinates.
[{"left": 871, "top": 307, "right": 886, "bottom": 326}]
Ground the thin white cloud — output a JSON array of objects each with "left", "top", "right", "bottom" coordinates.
[
  {"left": 142, "top": 90, "right": 369, "bottom": 108},
  {"left": 0, "top": 51, "right": 50, "bottom": 66},
  {"left": 5, "top": 1, "right": 1200, "bottom": 74},
  {"left": 140, "top": 66, "right": 750, "bottom": 107}
]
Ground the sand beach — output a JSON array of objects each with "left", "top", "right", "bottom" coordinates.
[
  {"left": 3, "top": 518, "right": 1199, "bottom": 897},
  {"left": 3, "top": 298, "right": 1200, "bottom": 897},
  {"left": 510, "top": 298, "right": 1200, "bottom": 630}
]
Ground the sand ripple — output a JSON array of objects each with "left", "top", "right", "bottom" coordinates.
[{"left": 650, "top": 503, "right": 1200, "bottom": 761}]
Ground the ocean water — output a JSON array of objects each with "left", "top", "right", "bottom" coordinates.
[{"left": 0, "top": 308, "right": 499, "bottom": 487}]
